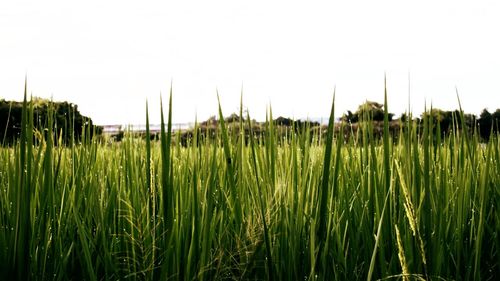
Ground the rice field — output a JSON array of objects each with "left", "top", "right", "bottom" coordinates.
[{"left": 0, "top": 87, "right": 498, "bottom": 280}]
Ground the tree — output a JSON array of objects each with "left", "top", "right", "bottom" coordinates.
[
  {"left": 399, "top": 113, "right": 409, "bottom": 123},
  {"left": 492, "top": 109, "right": 500, "bottom": 132},
  {"left": 355, "top": 101, "right": 394, "bottom": 122},
  {"left": 341, "top": 110, "right": 358, "bottom": 123},
  {"left": 1, "top": 98, "right": 102, "bottom": 145},
  {"left": 478, "top": 109, "right": 492, "bottom": 140}
]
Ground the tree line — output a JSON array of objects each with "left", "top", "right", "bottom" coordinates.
[
  {"left": 1, "top": 98, "right": 499, "bottom": 145},
  {"left": 1, "top": 98, "right": 102, "bottom": 145},
  {"left": 341, "top": 101, "right": 500, "bottom": 141}
]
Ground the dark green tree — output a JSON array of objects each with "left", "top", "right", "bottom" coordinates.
[
  {"left": 1, "top": 98, "right": 102, "bottom": 145},
  {"left": 492, "top": 109, "right": 500, "bottom": 133},
  {"left": 356, "top": 101, "right": 394, "bottom": 122},
  {"left": 341, "top": 110, "right": 358, "bottom": 123},
  {"left": 478, "top": 109, "right": 492, "bottom": 140}
]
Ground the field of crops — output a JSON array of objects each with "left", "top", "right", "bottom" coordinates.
[{"left": 1, "top": 88, "right": 499, "bottom": 280}]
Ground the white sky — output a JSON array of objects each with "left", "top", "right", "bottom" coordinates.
[{"left": 1, "top": 0, "right": 499, "bottom": 125}]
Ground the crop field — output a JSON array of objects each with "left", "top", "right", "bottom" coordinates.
[{"left": 0, "top": 88, "right": 499, "bottom": 280}]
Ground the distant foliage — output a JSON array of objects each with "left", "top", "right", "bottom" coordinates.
[
  {"left": 0, "top": 98, "right": 102, "bottom": 145},
  {"left": 340, "top": 100, "right": 500, "bottom": 141},
  {"left": 341, "top": 101, "right": 394, "bottom": 123}
]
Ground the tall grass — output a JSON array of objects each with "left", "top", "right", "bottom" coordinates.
[{"left": 0, "top": 84, "right": 498, "bottom": 280}]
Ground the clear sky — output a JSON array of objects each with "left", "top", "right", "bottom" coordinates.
[{"left": 1, "top": 0, "right": 499, "bottom": 125}]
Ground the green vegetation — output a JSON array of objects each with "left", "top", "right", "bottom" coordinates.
[
  {"left": 0, "top": 85, "right": 498, "bottom": 280},
  {"left": 176, "top": 101, "right": 500, "bottom": 145},
  {"left": 1, "top": 97, "right": 102, "bottom": 145},
  {"left": 341, "top": 101, "right": 500, "bottom": 142}
]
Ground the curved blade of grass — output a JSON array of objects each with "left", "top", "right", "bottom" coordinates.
[
  {"left": 247, "top": 110, "right": 274, "bottom": 281},
  {"left": 383, "top": 76, "right": 391, "bottom": 192},
  {"left": 13, "top": 77, "right": 31, "bottom": 279},
  {"left": 216, "top": 91, "right": 242, "bottom": 224},
  {"left": 366, "top": 180, "right": 392, "bottom": 281},
  {"left": 160, "top": 87, "right": 173, "bottom": 244},
  {"left": 145, "top": 100, "right": 151, "bottom": 193},
  {"left": 367, "top": 79, "right": 392, "bottom": 281},
  {"left": 315, "top": 90, "right": 335, "bottom": 277},
  {"left": 317, "top": 90, "right": 335, "bottom": 239}
]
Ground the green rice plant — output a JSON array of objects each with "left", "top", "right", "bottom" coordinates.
[
  {"left": 0, "top": 82, "right": 498, "bottom": 280},
  {"left": 13, "top": 78, "right": 32, "bottom": 280},
  {"left": 216, "top": 92, "right": 243, "bottom": 227},
  {"left": 247, "top": 109, "right": 274, "bottom": 281}
]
